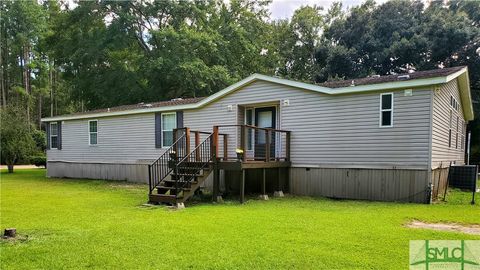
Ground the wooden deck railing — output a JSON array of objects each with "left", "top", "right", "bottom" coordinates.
[
  {"left": 213, "top": 125, "right": 291, "bottom": 162},
  {"left": 148, "top": 125, "right": 291, "bottom": 194}
]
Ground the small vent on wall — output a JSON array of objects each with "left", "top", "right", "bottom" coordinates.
[{"left": 397, "top": 74, "right": 410, "bottom": 80}]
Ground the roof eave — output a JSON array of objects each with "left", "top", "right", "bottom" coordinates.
[
  {"left": 456, "top": 69, "right": 474, "bottom": 121},
  {"left": 42, "top": 68, "right": 474, "bottom": 122},
  {"left": 41, "top": 103, "right": 199, "bottom": 122}
]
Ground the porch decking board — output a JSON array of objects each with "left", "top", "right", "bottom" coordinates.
[{"left": 217, "top": 160, "right": 291, "bottom": 171}]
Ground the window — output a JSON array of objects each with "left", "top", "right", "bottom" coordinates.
[
  {"left": 161, "top": 112, "right": 176, "bottom": 147},
  {"left": 450, "top": 95, "right": 460, "bottom": 111},
  {"left": 448, "top": 110, "right": 452, "bottom": 148},
  {"left": 455, "top": 116, "right": 459, "bottom": 149},
  {"left": 380, "top": 93, "right": 393, "bottom": 127},
  {"left": 50, "top": 122, "right": 58, "bottom": 149},
  {"left": 89, "top": 120, "right": 98, "bottom": 145},
  {"left": 245, "top": 109, "right": 253, "bottom": 150}
]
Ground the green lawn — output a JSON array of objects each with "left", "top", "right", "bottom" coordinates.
[{"left": 1, "top": 169, "right": 479, "bottom": 269}]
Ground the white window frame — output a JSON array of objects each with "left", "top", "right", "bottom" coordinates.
[
  {"left": 50, "top": 122, "right": 58, "bottom": 149},
  {"left": 244, "top": 108, "right": 254, "bottom": 151},
  {"left": 379, "top": 93, "right": 393, "bottom": 128},
  {"left": 448, "top": 109, "right": 452, "bottom": 148},
  {"left": 88, "top": 120, "right": 98, "bottom": 146},
  {"left": 455, "top": 116, "right": 459, "bottom": 149},
  {"left": 161, "top": 112, "right": 177, "bottom": 148}
]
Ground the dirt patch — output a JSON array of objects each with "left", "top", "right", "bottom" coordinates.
[
  {"left": 0, "top": 165, "right": 41, "bottom": 170},
  {"left": 109, "top": 183, "right": 140, "bottom": 189},
  {"left": 1, "top": 234, "right": 30, "bottom": 244},
  {"left": 406, "top": 220, "right": 480, "bottom": 235}
]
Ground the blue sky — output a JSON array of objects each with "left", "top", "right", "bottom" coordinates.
[{"left": 269, "top": 0, "right": 389, "bottom": 19}]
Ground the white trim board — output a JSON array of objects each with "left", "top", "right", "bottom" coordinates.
[{"left": 42, "top": 67, "right": 474, "bottom": 122}]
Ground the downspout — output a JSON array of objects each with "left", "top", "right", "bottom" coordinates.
[{"left": 427, "top": 88, "right": 435, "bottom": 203}]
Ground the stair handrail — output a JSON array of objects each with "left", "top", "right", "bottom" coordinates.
[
  {"left": 148, "top": 133, "right": 187, "bottom": 194},
  {"left": 173, "top": 133, "right": 214, "bottom": 195}
]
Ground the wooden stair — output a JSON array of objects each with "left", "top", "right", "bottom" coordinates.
[
  {"left": 148, "top": 129, "right": 214, "bottom": 206},
  {"left": 149, "top": 166, "right": 213, "bottom": 204}
]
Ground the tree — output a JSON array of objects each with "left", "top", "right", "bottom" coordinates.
[
  {"left": 273, "top": 5, "right": 325, "bottom": 81},
  {"left": 315, "top": 0, "right": 480, "bottom": 162},
  {"left": 0, "top": 103, "right": 35, "bottom": 173}
]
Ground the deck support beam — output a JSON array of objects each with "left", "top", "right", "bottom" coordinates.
[
  {"left": 212, "top": 167, "right": 220, "bottom": 202},
  {"left": 274, "top": 167, "right": 284, "bottom": 197},
  {"left": 240, "top": 169, "right": 245, "bottom": 204},
  {"left": 259, "top": 168, "right": 269, "bottom": 200}
]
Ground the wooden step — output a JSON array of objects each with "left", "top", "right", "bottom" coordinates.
[
  {"left": 162, "top": 179, "right": 198, "bottom": 184},
  {"left": 173, "top": 168, "right": 207, "bottom": 174},
  {"left": 171, "top": 174, "right": 202, "bottom": 180},
  {"left": 149, "top": 194, "right": 182, "bottom": 204},
  {"left": 157, "top": 186, "right": 191, "bottom": 192}
]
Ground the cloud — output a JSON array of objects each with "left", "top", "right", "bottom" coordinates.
[{"left": 268, "top": 0, "right": 388, "bottom": 20}]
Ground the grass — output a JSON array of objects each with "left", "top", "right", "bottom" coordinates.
[{"left": 1, "top": 169, "right": 479, "bottom": 269}]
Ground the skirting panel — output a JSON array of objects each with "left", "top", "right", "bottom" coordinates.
[
  {"left": 290, "top": 167, "right": 430, "bottom": 203},
  {"left": 430, "top": 167, "right": 449, "bottom": 200},
  {"left": 47, "top": 161, "right": 149, "bottom": 183}
]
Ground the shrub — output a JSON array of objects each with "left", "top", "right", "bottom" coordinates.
[
  {"left": 1, "top": 105, "right": 35, "bottom": 173},
  {"left": 30, "top": 156, "right": 47, "bottom": 168}
]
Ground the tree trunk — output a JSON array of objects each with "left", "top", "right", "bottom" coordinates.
[
  {"left": 23, "top": 45, "right": 30, "bottom": 126},
  {"left": 0, "top": 30, "right": 4, "bottom": 107},
  {"left": 0, "top": 50, "right": 5, "bottom": 107},
  {"left": 7, "top": 164, "right": 13, "bottom": 173},
  {"left": 4, "top": 228, "right": 16, "bottom": 238},
  {"left": 50, "top": 61, "right": 53, "bottom": 117},
  {"left": 3, "top": 20, "right": 8, "bottom": 106},
  {"left": 38, "top": 93, "right": 42, "bottom": 127},
  {"left": 0, "top": 2, "right": 6, "bottom": 107}
]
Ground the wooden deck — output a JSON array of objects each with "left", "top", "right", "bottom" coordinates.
[
  {"left": 217, "top": 160, "right": 291, "bottom": 170},
  {"left": 148, "top": 125, "right": 291, "bottom": 205}
]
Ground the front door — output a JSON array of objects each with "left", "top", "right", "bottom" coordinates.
[{"left": 254, "top": 107, "right": 276, "bottom": 160}]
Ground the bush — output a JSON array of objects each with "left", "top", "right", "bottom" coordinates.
[
  {"left": 1, "top": 104, "right": 36, "bottom": 173},
  {"left": 32, "top": 129, "right": 47, "bottom": 152},
  {"left": 30, "top": 156, "right": 46, "bottom": 168}
]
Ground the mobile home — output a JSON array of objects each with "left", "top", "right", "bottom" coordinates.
[{"left": 41, "top": 66, "right": 474, "bottom": 204}]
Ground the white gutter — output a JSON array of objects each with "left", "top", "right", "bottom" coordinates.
[{"left": 42, "top": 67, "right": 473, "bottom": 122}]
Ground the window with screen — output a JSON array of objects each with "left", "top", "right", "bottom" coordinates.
[
  {"left": 50, "top": 122, "right": 58, "bottom": 149},
  {"left": 380, "top": 93, "right": 393, "bottom": 127},
  {"left": 161, "top": 112, "right": 176, "bottom": 147},
  {"left": 89, "top": 120, "right": 98, "bottom": 145}
]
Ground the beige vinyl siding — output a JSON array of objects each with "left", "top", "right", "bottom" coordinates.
[
  {"left": 49, "top": 80, "right": 433, "bottom": 168},
  {"left": 431, "top": 79, "right": 466, "bottom": 169},
  {"left": 185, "top": 80, "right": 432, "bottom": 168},
  {"left": 47, "top": 113, "right": 166, "bottom": 163}
]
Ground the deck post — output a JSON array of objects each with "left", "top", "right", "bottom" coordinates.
[
  {"left": 259, "top": 168, "right": 268, "bottom": 200},
  {"left": 273, "top": 167, "right": 284, "bottom": 197},
  {"left": 286, "top": 132, "right": 291, "bottom": 161},
  {"left": 185, "top": 127, "right": 190, "bottom": 154},
  {"left": 240, "top": 169, "right": 245, "bottom": 204},
  {"left": 241, "top": 125, "right": 247, "bottom": 162},
  {"left": 212, "top": 126, "right": 219, "bottom": 158},
  {"left": 265, "top": 130, "right": 270, "bottom": 162},
  {"left": 173, "top": 128, "right": 178, "bottom": 157},
  {"left": 223, "top": 134, "right": 228, "bottom": 161},
  {"left": 195, "top": 131, "right": 200, "bottom": 161},
  {"left": 213, "top": 167, "right": 221, "bottom": 202},
  {"left": 148, "top": 164, "right": 152, "bottom": 195}
]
